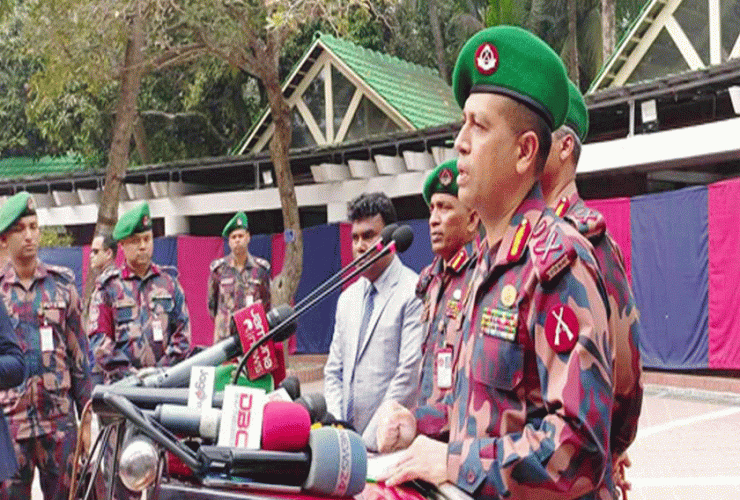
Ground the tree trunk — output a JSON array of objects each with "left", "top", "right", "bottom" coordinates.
[
  {"left": 82, "top": 11, "right": 146, "bottom": 307},
  {"left": 526, "top": 0, "right": 546, "bottom": 36},
  {"left": 133, "top": 114, "right": 152, "bottom": 165},
  {"left": 428, "top": 0, "right": 449, "bottom": 84},
  {"left": 601, "top": 0, "right": 616, "bottom": 62},
  {"left": 256, "top": 46, "right": 303, "bottom": 362},
  {"left": 567, "top": 0, "right": 580, "bottom": 87}
]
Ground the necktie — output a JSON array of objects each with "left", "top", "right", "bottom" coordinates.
[{"left": 347, "top": 283, "right": 377, "bottom": 424}]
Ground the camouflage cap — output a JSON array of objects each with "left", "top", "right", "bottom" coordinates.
[
  {"left": 222, "top": 211, "right": 249, "bottom": 237},
  {"left": 564, "top": 79, "right": 589, "bottom": 141},
  {"left": 452, "top": 25, "right": 569, "bottom": 130},
  {"left": 0, "top": 191, "right": 37, "bottom": 235},
  {"left": 423, "top": 159, "right": 460, "bottom": 205},
  {"left": 112, "top": 202, "right": 152, "bottom": 241}
]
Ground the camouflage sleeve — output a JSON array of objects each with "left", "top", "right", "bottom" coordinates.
[
  {"left": 66, "top": 282, "right": 93, "bottom": 415},
  {"left": 261, "top": 270, "right": 271, "bottom": 312},
  {"left": 207, "top": 267, "right": 218, "bottom": 319},
  {"left": 87, "top": 285, "right": 117, "bottom": 384},
  {"left": 602, "top": 235, "right": 642, "bottom": 457},
  {"left": 160, "top": 278, "right": 192, "bottom": 367},
  {"left": 449, "top": 259, "right": 613, "bottom": 498},
  {"left": 0, "top": 300, "right": 24, "bottom": 389},
  {"left": 414, "top": 401, "right": 450, "bottom": 441}
]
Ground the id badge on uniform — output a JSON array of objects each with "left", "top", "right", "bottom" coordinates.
[
  {"left": 152, "top": 321, "right": 164, "bottom": 342},
  {"left": 245, "top": 295, "right": 254, "bottom": 307},
  {"left": 40, "top": 325, "right": 54, "bottom": 352},
  {"left": 436, "top": 347, "right": 453, "bottom": 389}
]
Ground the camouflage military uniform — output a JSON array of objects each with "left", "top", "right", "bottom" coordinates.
[
  {"left": 555, "top": 192, "right": 643, "bottom": 458},
  {"left": 208, "top": 253, "right": 271, "bottom": 343},
  {"left": 87, "top": 262, "right": 191, "bottom": 384},
  {"left": 0, "top": 261, "right": 92, "bottom": 500},
  {"left": 415, "top": 243, "right": 476, "bottom": 437},
  {"left": 415, "top": 186, "right": 615, "bottom": 499}
]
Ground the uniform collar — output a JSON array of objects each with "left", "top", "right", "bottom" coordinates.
[
  {"left": 121, "top": 261, "right": 160, "bottom": 280},
  {"left": 0, "top": 259, "right": 48, "bottom": 286},
  {"left": 443, "top": 240, "right": 476, "bottom": 275},
  {"left": 227, "top": 252, "right": 256, "bottom": 270},
  {"left": 553, "top": 184, "right": 580, "bottom": 217}
]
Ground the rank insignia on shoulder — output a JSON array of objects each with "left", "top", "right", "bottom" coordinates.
[
  {"left": 507, "top": 218, "right": 531, "bottom": 263},
  {"left": 481, "top": 306, "right": 518, "bottom": 341},
  {"left": 566, "top": 204, "right": 607, "bottom": 240},
  {"left": 544, "top": 304, "right": 579, "bottom": 353}
]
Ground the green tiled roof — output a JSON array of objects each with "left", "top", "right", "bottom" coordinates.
[
  {"left": 0, "top": 154, "right": 88, "bottom": 181},
  {"left": 317, "top": 34, "right": 460, "bottom": 129}
]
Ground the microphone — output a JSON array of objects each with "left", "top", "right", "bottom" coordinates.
[
  {"left": 295, "top": 392, "right": 327, "bottom": 424},
  {"left": 293, "top": 223, "right": 398, "bottom": 312},
  {"left": 113, "top": 303, "right": 295, "bottom": 389},
  {"left": 152, "top": 400, "right": 311, "bottom": 452},
  {"left": 197, "top": 427, "right": 367, "bottom": 497},
  {"left": 231, "top": 225, "right": 414, "bottom": 383}
]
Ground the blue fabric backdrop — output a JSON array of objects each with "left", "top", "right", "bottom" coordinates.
[
  {"left": 153, "top": 236, "right": 178, "bottom": 268},
  {"left": 398, "top": 218, "right": 434, "bottom": 274},
  {"left": 247, "top": 234, "right": 273, "bottom": 264},
  {"left": 294, "top": 224, "right": 342, "bottom": 353},
  {"left": 631, "top": 186, "right": 709, "bottom": 369},
  {"left": 39, "top": 247, "right": 83, "bottom": 292}
]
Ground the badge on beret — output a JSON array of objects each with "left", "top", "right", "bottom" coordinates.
[
  {"left": 475, "top": 42, "right": 499, "bottom": 75},
  {"left": 438, "top": 168, "right": 453, "bottom": 187},
  {"left": 237, "top": 218, "right": 243, "bottom": 226},
  {"left": 27, "top": 197, "right": 35, "bottom": 210},
  {"left": 544, "top": 304, "right": 578, "bottom": 353},
  {"left": 142, "top": 215, "right": 150, "bottom": 227}
]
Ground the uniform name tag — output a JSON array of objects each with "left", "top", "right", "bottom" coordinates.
[
  {"left": 40, "top": 325, "right": 54, "bottom": 352},
  {"left": 152, "top": 321, "right": 164, "bottom": 342},
  {"left": 436, "top": 348, "right": 453, "bottom": 389}
]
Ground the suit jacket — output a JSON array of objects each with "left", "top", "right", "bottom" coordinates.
[{"left": 324, "top": 256, "right": 423, "bottom": 450}]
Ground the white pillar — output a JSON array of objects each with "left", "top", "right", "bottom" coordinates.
[
  {"left": 327, "top": 202, "right": 346, "bottom": 223},
  {"left": 164, "top": 215, "right": 188, "bottom": 236}
]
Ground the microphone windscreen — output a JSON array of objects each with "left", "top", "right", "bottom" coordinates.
[
  {"left": 303, "top": 427, "right": 368, "bottom": 497},
  {"left": 392, "top": 225, "right": 414, "bottom": 253},
  {"left": 380, "top": 223, "right": 399, "bottom": 245},
  {"left": 261, "top": 401, "right": 311, "bottom": 451},
  {"left": 278, "top": 375, "right": 301, "bottom": 400},
  {"left": 295, "top": 393, "right": 327, "bottom": 423},
  {"left": 266, "top": 304, "right": 297, "bottom": 342}
]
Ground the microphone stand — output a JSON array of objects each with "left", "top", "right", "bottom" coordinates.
[
  {"left": 292, "top": 223, "right": 397, "bottom": 312},
  {"left": 232, "top": 238, "right": 400, "bottom": 383}
]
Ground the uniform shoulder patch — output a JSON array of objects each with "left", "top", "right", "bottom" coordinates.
[
  {"left": 98, "top": 265, "right": 121, "bottom": 284},
  {"left": 45, "top": 263, "right": 75, "bottom": 283},
  {"left": 210, "top": 257, "right": 226, "bottom": 272},
  {"left": 253, "top": 255, "right": 271, "bottom": 272},
  {"left": 564, "top": 203, "right": 606, "bottom": 241},
  {"left": 529, "top": 214, "right": 577, "bottom": 284},
  {"left": 160, "top": 265, "right": 179, "bottom": 279}
]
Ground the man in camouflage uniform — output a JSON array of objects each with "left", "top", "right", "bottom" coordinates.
[
  {"left": 415, "top": 159, "right": 479, "bottom": 419},
  {"left": 377, "top": 27, "right": 616, "bottom": 499},
  {"left": 0, "top": 192, "right": 92, "bottom": 500},
  {"left": 87, "top": 202, "right": 191, "bottom": 384},
  {"left": 208, "top": 211, "right": 271, "bottom": 344},
  {"left": 543, "top": 80, "right": 643, "bottom": 494}
]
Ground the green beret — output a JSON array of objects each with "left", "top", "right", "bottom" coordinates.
[
  {"left": 0, "top": 192, "right": 37, "bottom": 235},
  {"left": 222, "top": 211, "right": 249, "bottom": 238},
  {"left": 564, "top": 79, "right": 589, "bottom": 141},
  {"left": 423, "top": 159, "right": 459, "bottom": 205},
  {"left": 452, "top": 25, "right": 569, "bottom": 130},
  {"left": 112, "top": 202, "right": 152, "bottom": 241}
]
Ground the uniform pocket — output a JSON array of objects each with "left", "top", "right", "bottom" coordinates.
[{"left": 471, "top": 334, "right": 524, "bottom": 392}]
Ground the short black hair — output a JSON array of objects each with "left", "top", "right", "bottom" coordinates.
[
  {"left": 97, "top": 234, "right": 118, "bottom": 257},
  {"left": 505, "top": 99, "right": 552, "bottom": 174},
  {"left": 347, "top": 192, "right": 397, "bottom": 225}
]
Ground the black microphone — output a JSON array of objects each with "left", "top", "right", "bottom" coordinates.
[
  {"left": 294, "top": 392, "right": 327, "bottom": 424},
  {"left": 277, "top": 375, "right": 301, "bottom": 400},
  {"left": 197, "top": 426, "right": 367, "bottom": 497},
  {"left": 293, "top": 223, "right": 398, "bottom": 312},
  {"left": 113, "top": 303, "right": 295, "bottom": 389}
]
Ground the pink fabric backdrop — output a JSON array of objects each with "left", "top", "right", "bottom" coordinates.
[
  {"left": 269, "top": 233, "right": 296, "bottom": 353},
  {"left": 177, "top": 236, "right": 224, "bottom": 346},
  {"left": 585, "top": 197, "right": 632, "bottom": 282},
  {"left": 708, "top": 178, "right": 740, "bottom": 369}
]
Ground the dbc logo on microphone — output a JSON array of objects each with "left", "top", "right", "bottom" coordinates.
[{"left": 217, "top": 386, "right": 266, "bottom": 449}]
